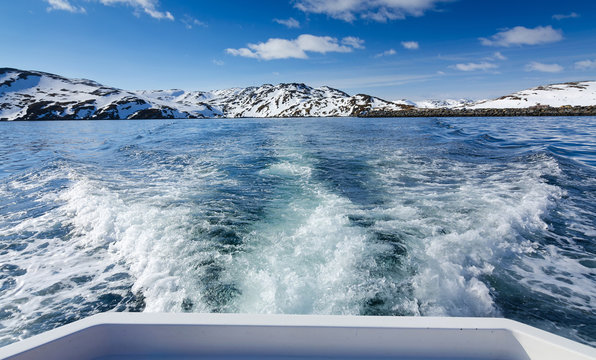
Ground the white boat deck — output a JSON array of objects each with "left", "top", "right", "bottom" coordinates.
[{"left": 0, "top": 313, "right": 594, "bottom": 360}]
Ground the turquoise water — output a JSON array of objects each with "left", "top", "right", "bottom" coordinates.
[{"left": 0, "top": 117, "right": 595, "bottom": 346}]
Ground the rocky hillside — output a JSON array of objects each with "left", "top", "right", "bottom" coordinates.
[
  {"left": 0, "top": 68, "right": 404, "bottom": 121},
  {"left": 140, "top": 83, "right": 406, "bottom": 118},
  {"left": 414, "top": 99, "right": 475, "bottom": 109},
  {"left": 405, "top": 82, "right": 596, "bottom": 110},
  {"left": 468, "top": 81, "right": 596, "bottom": 109},
  {"left": 2, "top": 68, "right": 594, "bottom": 120},
  {"left": 0, "top": 69, "right": 216, "bottom": 120}
]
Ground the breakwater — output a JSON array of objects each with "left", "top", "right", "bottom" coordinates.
[{"left": 360, "top": 106, "right": 596, "bottom": 117}]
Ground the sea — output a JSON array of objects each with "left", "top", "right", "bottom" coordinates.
[{"left": 0, "top": 116, "right": 595, "bottom": 347}]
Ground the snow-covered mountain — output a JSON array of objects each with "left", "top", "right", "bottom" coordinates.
[
  {"left": 414, "top": 98, "right": 475, "bottom": 109},
  {"left": 0, "top": 69, "right": 216, "bottom": 120},
  {"left": 0, "top": 68, "right": 404, "bottom": 121},
  {"left": 140, "top": 83, "right": 406, "bottom": 118},
  {"left": 408, "top": 82, "right": 596, "bottom": 110},
  {"left": 2, "top": 68, "right": 595, "bottom": 121},
  {"left": 468, "top": 81, "right": 596, "bottom": 109}
]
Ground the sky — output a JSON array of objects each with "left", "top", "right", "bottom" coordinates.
[{"left": 1, "top": 0, "right": 596, "bottom": 100}]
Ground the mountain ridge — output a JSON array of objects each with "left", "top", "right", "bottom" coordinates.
[
  {"left": 0, "top": 68, "right": 405, "bottom": 121},
  {"left": 467, "top": 81, "right": 596, "bottom": 109},
  {"left": 1, "top": 67, "right": 595, "bottom": 121}
]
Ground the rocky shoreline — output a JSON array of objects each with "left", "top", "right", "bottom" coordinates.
[{"left": 359, "top": 105, "right": 596, "bottom": 118}]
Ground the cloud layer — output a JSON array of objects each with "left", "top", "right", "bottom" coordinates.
[
  {"left": 525, "top": 61, "right": 563, "bottom": 73},
  {"left": 453, "top": 62, "right": 498, "bottom": 72},
  {"left": 226, "top": 34, "right": 363, "bottom": 60},
  {"left": 342, "top": 36, "right": 365, "bottom": 49},
  {"left": 375, "top": 49, "right": 396, "bottom": 57},
  {"left": 294, "top": 0, "right": 448, "bottom": 22},
  {"left": 480, "top": 26, "right": 563, "bottom": 47},
  {"left": 45, "top": 0, "right": 85, "bottom": 13},
  {"left": 553, "top": 12, "right": 579, "bottom": 20},
  {"left": 274, "top": 17, "right": 300, "bottom": 28},
  {"left": 44, "top": 0, "right": 173, "bottom": 20},
  {"left": 401, "top": 41, "right": 419, "bottom": 50},
  {"left": 182, "top": 14, "right": 206, "bottom": 29},
  {"left": 492, "top": 51, "right": 507, "bottom": 60},
  {"left": 99, "top": 0, "right": 173, "bottom": 20},
  {"left": 575, "top": 59, "right": 596, "bottom": 70}
]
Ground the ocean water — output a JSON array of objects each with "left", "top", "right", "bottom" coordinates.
[{"left": 0, "top": 117, "right": 595, "bottom": 347}]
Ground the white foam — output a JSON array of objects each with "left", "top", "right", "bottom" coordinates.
[
  {"left": 0, "top": 150, "right": 238, "bottom": 344},
  {"left": 229, "top": 149, "right": 384, "bottom": 314},
  {"left": 368, "top": 152, "right": 571, "bottom": 317},
  {"left": 0, "top": 171, "right": 131, "bottom": 344},
  {"left": 2, "top": 120, "right": 595, "bottom": 347},
  {"left": 232, "top": 190, "right": 374, "bottom": 314},
  {"left": 63, "top": 159, "right": 232, "bottom": 313}
]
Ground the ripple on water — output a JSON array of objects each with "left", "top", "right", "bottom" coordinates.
[{"left": 0, "top": 117, "right": 594, "bottom": 347}]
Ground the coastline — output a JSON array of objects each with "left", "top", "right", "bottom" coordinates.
[
  {"left": 359, "top": 106, "right": 596, "bottom": 118},
  {"left": 4, "top": 108, "right": 596, "bottom": 121}
]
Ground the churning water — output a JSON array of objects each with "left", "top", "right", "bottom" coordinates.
[{"left": 0, "top": 117, "right": 595, "bottom": 346}]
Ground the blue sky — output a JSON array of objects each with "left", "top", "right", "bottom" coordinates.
[{"left": 1, "top": 0, "right": 596, "bottom": 100}]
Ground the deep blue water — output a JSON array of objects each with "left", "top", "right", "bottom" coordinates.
[{"left": 0, "top": 117, "right": 595, "bottom": 347}]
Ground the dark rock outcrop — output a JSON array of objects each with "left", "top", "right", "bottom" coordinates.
[{"left": 360, "top": 106, "right": 596, "bottom": 118}]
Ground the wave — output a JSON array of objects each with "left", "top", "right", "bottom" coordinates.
[{"left": 1, "top": 117, "right": 595, "bottom": 346}]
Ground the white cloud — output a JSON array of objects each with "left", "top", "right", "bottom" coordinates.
[
  {"left": 45, "top": 0, "right": 86, "bottom": 13},
  {"left": 46, "top": 0, "right": 173, "bottom": 19},
  {"left": 182, "top": 14, "right": 206, "bottom": 29},
  {"left": 294, "top": 0, "right": 449, "bottom": 22},
  {"left": 375, "top": 48, "right": 396, "bottom": 57},
  {"left": 97, "top": 0, "right": 174, "bottom": 20},
  {"left": 228, "top": 39, "right": 308, "bottom": 60},
  {"left": 401, "top": 41, "right": 419, "bottom": 50},
  {"left": 273, "top": 17, "right": 300, "bottom": 28},
  {"left": 525, "top": 61, "right": 563, "bottom": 73},
  {"left": 227, "top": 47, "right": 261, "bottom": 59},
  {"left": 575, "top": 59, "right": 596, "bottom": 70},
  {"left": 226, "top": 34, "right": 363, "bottom": 60},
  {"left": 298, "top": 34, "right": 357, "bottom": 52},
  {"left": 453, "top": 62, "right": 498, "bottom": 72},
  {"left": 553, "top": 12, "right": 579, "bottom": 20},
  {"left": 212, "top": 59, "right": 224, "bottom": 66},
  {"left": 342, "top": 36, "right": 365, "bottom": 49},
  {"left": 480, "top": 26, "right": 563, "bottom": 47},
  {"left": 492, "top": 51, "right": 507, "bottom": 60}
]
